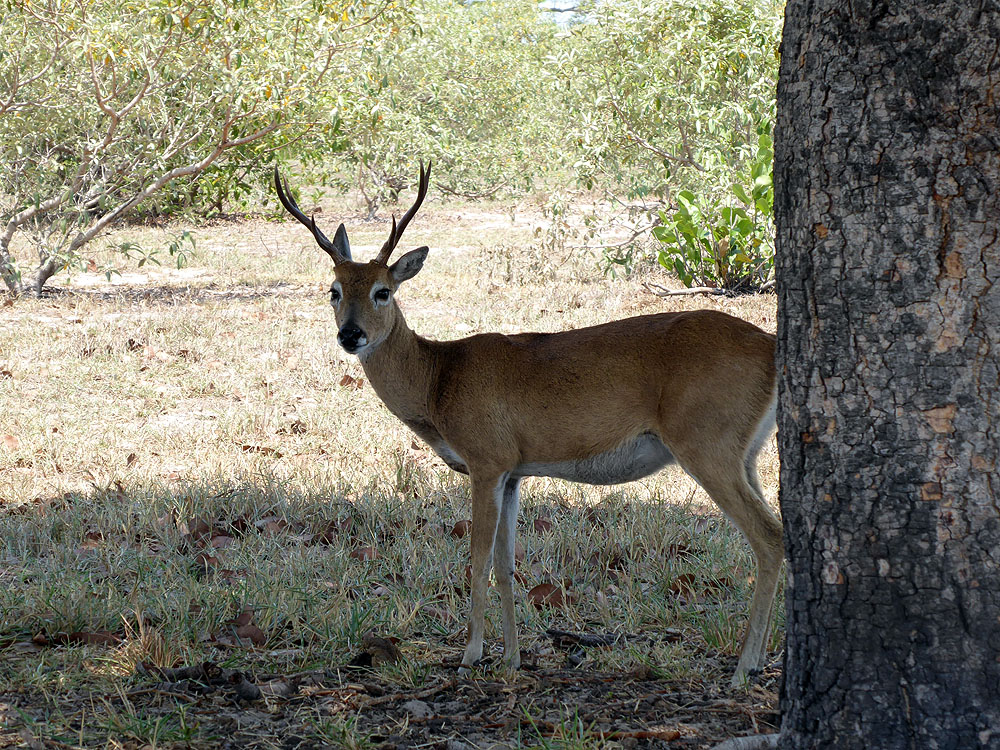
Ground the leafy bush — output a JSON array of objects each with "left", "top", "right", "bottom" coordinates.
[
  {"left": 548, "top": 0, "right": 781, "bottom": 288},
  {"left": 654, "top": 131, "right": 774, "bottom": 291},
  {"left": 0, "top": 0, "right": 406, "bottom": 294},
  {"left": 553, "top": 0, "right": 780, "bottom": 196},
  {"left": 318, "top": 0, "right": 562, "bottom": 217}
]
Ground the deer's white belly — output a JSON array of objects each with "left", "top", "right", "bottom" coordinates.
[{"left": 514, "top": 432, "right": 674, "bottom": 485}]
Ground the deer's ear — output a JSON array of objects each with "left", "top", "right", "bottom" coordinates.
[
  {"left": 333, "top": 224, "right": 352, "bottom": 261},
  {"left": 389, "top": 247, "right": 428, "bottom": 283}
]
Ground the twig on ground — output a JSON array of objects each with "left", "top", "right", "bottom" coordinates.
[
  {"left": 644, "top": 282, "right": 727, "bottom": 297},
  {"left": 356, "top": 678, "right": 458, "bottom": 709},
  {"left": 546, "top": 629, "right": 620, "bottom": 648}
]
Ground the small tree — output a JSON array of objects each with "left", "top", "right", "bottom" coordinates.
[
  {"left": 319, "top": 0, "right": 561, "bottom": 218},
  {"left": 0, "top": 0, "right": 405, "bottom": 295},
  {"left": 550, "top": 0, "right": 782, "bottom": 289}
]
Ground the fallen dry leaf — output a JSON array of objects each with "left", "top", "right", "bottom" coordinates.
[
  {"left": 217, "top": 569, "right": 248, "bottom": 584},
  {"left": 279, "top": 418, "right": 307, "bottom": 435},
  {"left": 260, "top": 519, "right": 288, "bottom": 535},
  {"left": 68, "top": 630, "right": 122, "bottom": 646},
  {"left": 195, "top": 552, "right": 219, "bottom": 569},
  {"left": 2, "top": 434, "right": 19, "bottom": 451},
  {"left": 210, "top": 534, "right": 236, "bottom": 549},
  {"left": 527, "top": 582, "right": 573, "bottom": 609},
  {"left": 670, "top": 573, "right": 698, "bottom": 597},
  {"left": 532, "top": 517, "right": 553, "bottom": 534},
  {"left": 421, "top": 604, "right": 456, "bottom": 624},
  {"left": 351, "top": 546, "right": 378, "bottom": 561},
  {"left": 339, "top": 373, "right": 364, "bottom": 389},
  {"left": 450, "top": 520, "right": 472, "bottom": 539},
  {"left": 79, "top": 531, "right": 103, "bottom": 550},
  {"left": 215, "top": 607, "right": 266, "bottom": 647},
  {"left": 181, "top": 517, "right": 214, "bottom": 540},
  {"left": 666, "top": 542, "right": 693, "bottom": 559},
  {"left": 314, "top": 516, "right": 354, "bottom": 545}
]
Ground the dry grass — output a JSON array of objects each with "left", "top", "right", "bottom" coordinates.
[{"left": 0, "top": 194, "right": 779, "bottom": 749}]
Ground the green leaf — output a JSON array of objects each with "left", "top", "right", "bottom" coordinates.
[
  {"left": 652, "top": 226, "right": 676, "bottom": 243},
  {"left": 677, "top": 189, "right": 697, "bottom": 206}
]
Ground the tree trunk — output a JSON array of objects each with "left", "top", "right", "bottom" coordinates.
[{"left": 774, "top": 1, "right": 1000, "bottom": 748}]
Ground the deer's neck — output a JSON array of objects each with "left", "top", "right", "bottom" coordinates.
[{"left": 357, "top": 313, "right": 439, "bottom": 423}]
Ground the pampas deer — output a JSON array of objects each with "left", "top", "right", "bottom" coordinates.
[{"left": 275, "top": 163, "right": 782, "bottom": 684}]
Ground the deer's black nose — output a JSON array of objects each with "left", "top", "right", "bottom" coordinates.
[{"left": 338, "top": 323, "right": 368, "bottom": 353}]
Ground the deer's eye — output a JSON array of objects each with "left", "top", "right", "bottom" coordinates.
[
  {"left": 330, "top": 288, "right": 341, "bottom": 305},
  {"left": 373, "top": 288, "right": 391, "bottom": 304}
]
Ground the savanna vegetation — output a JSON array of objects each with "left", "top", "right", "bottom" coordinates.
[
  {"left": 2, "top": 0, "right": 784, "bottom": 747},
  {"left": 1, "top": 0, "right": 782, "bottom": 295}
]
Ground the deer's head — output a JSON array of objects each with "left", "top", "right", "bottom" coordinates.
[{"left": 274, "top": 163, "right": 430, "bottom": 357}]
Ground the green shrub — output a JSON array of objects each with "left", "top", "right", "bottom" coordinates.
[{"left": 654, "top": 131, "right": 774, "bottom": 292}]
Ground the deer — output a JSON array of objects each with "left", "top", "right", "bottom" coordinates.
[{"left": 274, "top": 163, "right": 783, "bottom": 686}]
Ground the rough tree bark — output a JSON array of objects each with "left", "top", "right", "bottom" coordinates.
[{"left": 774, "top": 1, "right": 1000, "bottom": 748}]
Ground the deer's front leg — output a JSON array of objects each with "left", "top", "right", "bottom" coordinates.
[{"left": 460, "top": 471, "right": 505, "bottom": 672}]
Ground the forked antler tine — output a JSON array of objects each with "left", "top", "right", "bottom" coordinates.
[
  {"left": 375, "top": 161, "right": 431, "bottom": 265},
  {"left": 273, "top": 167, "right": 346, "bottom": 264}
]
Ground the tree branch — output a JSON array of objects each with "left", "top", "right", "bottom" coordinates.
[{"left": 606, "top": 98, "right": 705, "bottom": 171}]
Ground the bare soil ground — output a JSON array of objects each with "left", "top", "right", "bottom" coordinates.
[{"left": 0, "top": 195, "right": 779, "bottom": 749}]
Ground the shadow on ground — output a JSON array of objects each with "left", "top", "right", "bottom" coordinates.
[{"left": 0, "top": 478, "right": 780, "bottom": 749}]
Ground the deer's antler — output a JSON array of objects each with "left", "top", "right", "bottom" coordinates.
[
  {"left": 374, "top": 161, "right": 431, "bottom": 265},
  {"left": 274, "top": 167, "right": 350, "bottom": 264}
]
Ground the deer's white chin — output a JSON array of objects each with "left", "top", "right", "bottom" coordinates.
[
  {"left": 354, "top": 334, "right": 392, "bottom": 361},
  {"left": 355, "top": 342, "right": 382, "bottom": 362}
]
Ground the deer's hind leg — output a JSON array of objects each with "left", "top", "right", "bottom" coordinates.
[
  {"left": 671, "top": 434, "right": 782, "bottom": 685},
  {"left": 494, "top": 476, "right": 522, "bottom": 670}
]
